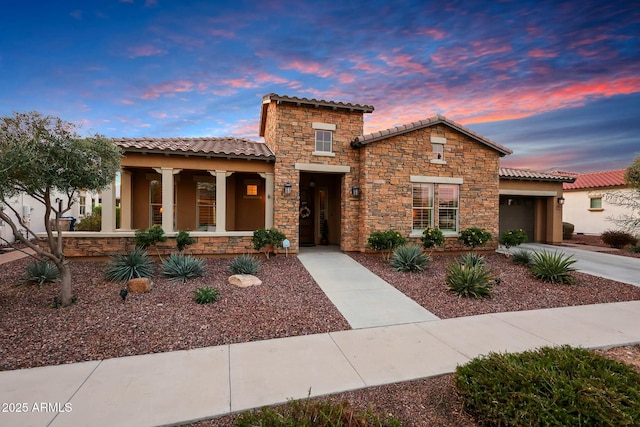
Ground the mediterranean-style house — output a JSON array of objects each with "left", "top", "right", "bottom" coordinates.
[
  {"left": 562, "top": 169, "right": 632, "bottom": 235},
  {"left": 54, "top": 93, "right": 575, "bottom": 257}
]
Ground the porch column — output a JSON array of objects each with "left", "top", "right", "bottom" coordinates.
[
  {"left": 155, "top": 167, "right": 181, "bottom": 233},
  {"left": 120, "top": 170, "right": 132, "bottom": 230},
  {"left": 260, "top": 172, "right": 274, "bottom": 229},
  {"left": 209, "top": 170, "right": 230, "bottom": 232},
  {"left": 101, "top": 180, "right": 117, "bottom": 232}
]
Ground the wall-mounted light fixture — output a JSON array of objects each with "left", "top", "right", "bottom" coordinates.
[
  {"left": 283, "top": 182, "right": 292, "bottom": 196},
  {"left": 351, "top": 185, "right": 360, "bottom": 198},
  {"left": 309, "top": 178, "right": 316, "bottom": 188},
  {"left": 557, "top": 197, "right": 565, "bottom": 205}
]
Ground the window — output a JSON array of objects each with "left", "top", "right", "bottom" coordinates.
[
  {"left": 196, "top": 182, "right": 216, "bottom": 231},
  {"left": 412, "top": 184, "right": 434, "bottom": 230},
  {"left": 590, "top": 197, "right": 603, "bottom": 210},
  {"left": 79, "top": 196, "right": 86, "bottom": 216},
  {"left": 432, "top": 143, "right": 444, "bottom": 161},
  {"left": 437, "top": 185, "right": 459, "bottom": 233},
  {"left": 246, "top": 184, "right": 258, "bottom": 196},
  {"left": 315, "top": 130, "right": 333, "bottom": 153},
  {"left": 150, "top": 180, "right": 163, "bottom": 226}
]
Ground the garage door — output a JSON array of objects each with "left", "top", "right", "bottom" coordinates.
[{"left": 499, "top": 196, "right": 535, "bottom": 242}]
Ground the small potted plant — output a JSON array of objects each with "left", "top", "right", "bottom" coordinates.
[{"left": 320, "top": 219, "right": 329, "bottom": 245}]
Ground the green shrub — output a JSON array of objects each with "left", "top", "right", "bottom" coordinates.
[
  {"left": 446, "top": 262, "right": 492, "bottom": 298},
  {"left": 420, "top": 227, "right": 445, "bottom": 249},
  {"left": 229, "top": 254, "right": 261, "bottom": 275},
  {"left": 630, "top": 244, "right": 640, "bottom": 253},
  {"left": 104, "top": 248, "right": 154, "bottom": 283},
  {"left": 390, "top": 244, "right": 431, "bottom": 272},
  {"left": 498, "top": 228, "right": 528, "bottom": 248},
  {"left": 529, "top": 249, "right": 577, "bottom": 284},
  {"left": 23, "top": 259, "right": 60, "bottom": 285},
  {"left": 74, "top": 213, "right": 101, "bottom": 231},
  {"left": 175, "top": 230, "right": 196, "bottom": 252},
  {"left": 458, "top": 227, "right": 492, "bottom": 250},
  {"left": 193, "top": 286, "right": 219, "bottom": 304},
  {"left": 367, "top": 229, "right": 406, "bottom": 260},
  {"left": 252, "top": 228, "right": 287, "bottom": 259},
  {"left": 601, "top": 230, "right": 638, "bottom": 249},
  {"left": 235, "top": 396, "right": 404, "bottom": 427},
  {"left": 454, "top": 345, "right": 640, "bottom": 427},
  {"left": 459, "top": 252, "right": 486, "bottom": 268},
  {"left": 562, "top": 221, "right": 574, "bottom": 239},
  {"left": 134, "top": 225, "right": 167, "bottom": 249},
  {"left": 510, "top": 249, "right": 532, "bottom": 266},
  {"left": 162, "top": 253, "right": 205, "bottom": 283}
]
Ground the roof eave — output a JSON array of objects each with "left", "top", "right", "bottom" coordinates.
[{"left": 120, "top": 147, "right": 275, "bottom": 162}]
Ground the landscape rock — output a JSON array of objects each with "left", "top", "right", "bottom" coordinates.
[
  {"left": 228, "top": 274, "right": 262, "bottom": 288},
  {"left": 126, "top": 277, "right": 153, "bottom": 293}
]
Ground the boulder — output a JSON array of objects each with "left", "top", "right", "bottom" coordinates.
[
  {"left": 228, "top": 274, "right": 262, "bottom": 288},
  {"left": 126, "top": 277, "right": 152, "bottom": 293}
]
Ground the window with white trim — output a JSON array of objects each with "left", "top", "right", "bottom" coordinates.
[
  {"left": 315, "top": 130, "right": 333, "bottom": 153},
  {"left": 589, "top": 196, "right": 602, "bottom": 210},
  {"left": 79, "top": 196, "right": 86, "bottom": 216},
  {"left": 412, "top": 184, "right": 434, "bottom": 230},
  {"left": 196, "top": 182, "right": 216, "bottom": 230},
  {"left": 411, "top": 177, "right": 460, "bottom": 234},
  {"left": 432, "top": 143, "right": 444, "bottom": 161},
  {"left": 437, "top": 184, "right": 459, "bottom": 233}
]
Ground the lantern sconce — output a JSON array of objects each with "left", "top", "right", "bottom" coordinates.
[
  {"left": 283, "top": 182, "right": 292, "bottom": 196},
  {"left": 557, "top": 197, "right": 565, "bottom": 205},
  {"left": 351, "top": 185, "right": 360, "bottom": 198}
]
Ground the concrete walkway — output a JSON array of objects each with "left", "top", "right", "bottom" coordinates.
[
  {"left": 1, "top": 300, "right": 639, "bottom": 427},
  {"left": 298, "top": 246, "right": 440, "bottom": 328},
  {"left": 504, "top": 243, "right": 640, "bottom": 287}
]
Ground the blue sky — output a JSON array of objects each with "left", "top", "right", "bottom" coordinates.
[{"left": 1, "top": 0, "right": 639, "bottom": 173}]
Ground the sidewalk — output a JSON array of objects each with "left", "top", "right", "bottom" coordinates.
[{"left": 1, "top": 300, "right": 639, "bottom": 427}]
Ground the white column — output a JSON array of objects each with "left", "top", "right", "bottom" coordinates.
[
  {"left": 120, "top": 170, "right": 132, "bottom": 230},
  {"left": 101, "top": 180, "right": 117, "bottom": 232},
  {"left": 260, "top": 172, "right": 274, "bottom": 229},
  {"left": 214, "top": 171, "right": 227, "bottom": 232}
]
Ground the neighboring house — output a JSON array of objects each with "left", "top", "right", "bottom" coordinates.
[
  {"left": 56, "top": 93, "right": 574, "bottom": 257},
  {"left": 562, "top": 169, "right": 632, "bottom": 235}
]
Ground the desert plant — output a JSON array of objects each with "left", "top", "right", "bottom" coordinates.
[
  {"left": 367, "top": 229, "right": 406, "bottom": 260},
  {"left": 446, "top": 262, "right": 492, "bottom": 298},
  {"left": 529, "top": 249, "right": 577, "bottom": 284},
  {"left": 229, "top": 254, "right": 261, "bottom": 275},
  {"left": 162, "top": 253, "right": 205, "bottom": 283},
  {"left": 193, "top": 286, "right": 219, "bottom": 304},
  {"left": 74, "top": 212, "right": 101, "bottom": 231},
  {"left": 175, "top": 230, "right": 196, "bottom": 252},
  {"left": 252, "top": 228, "right": 287, "bottom": 259},
  {"left": 562, "top": 221, "right": 574, "bottom": 240},
  {"left": 104, "top": 248, "right": 154, "bottom": 283},
  {"left": 601, "top": 230, "right": 638, "bottom": 249},
  {"left": 459, "top": 252, "right": 486, "bottom": 268},
  {"left": 235, "top": 396, "right": 404, "bottom": 427},
  {"left": 23, "top": 259, "right": 61, "bottom": 285},
  {"left": 134, "top": 225, "right": 168, "bottom": 249},
  {"left": 454, "top": 345, "right": 640, "bottom": 427},
  {"left": 421, "top": 227, "right": 445, "bottom": 249},
  {"left": 511, "top": 249, "right": 532, "bottom": 266},
  {"left": 458, "top": 227, "right": 492, "bottom": 250},
  {"left": 630, "top": 244, "right": 640, "bottom": 253},
  {"left": 498, "top": 228, "right": 528, "bottom": 248},
  {"left": 390, "top": 244, "right": 431, "bottom": 272}
]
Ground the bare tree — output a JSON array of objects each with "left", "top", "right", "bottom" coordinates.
[{"left": 604, "top": 156, "right": 640, "bottom": 236}]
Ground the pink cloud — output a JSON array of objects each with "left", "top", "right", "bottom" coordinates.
[
  {"left": 281, "top": 60, "right": 333, "bottom": 78},
  {"left": 140, "top": 80, "right": 195, "bottom": 99},
  {"left": 126, "top": 45, "right": 167, "bottom": 58},
  {"left": 209, "top": 29, "right": 235, "bottom": 38},
  {"left": 220, "top": 77, "right": 258, "bottom": 89},
  {"left": 528, "top": 48, "right": 558, "bottom": 59},
  {"left": 377, "top": 53, "right": 431, "bottom": 76},
  {"left": 414, "top": 27, "right": 447, "bottom": 40},
  {"left": 120, "top": 99, "right": 136, "bottom": 105},
  {"left": 490, "top": 60, "right": 519, "bottom": 71}
]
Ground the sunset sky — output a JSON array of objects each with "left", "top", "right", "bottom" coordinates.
[{"left": 1, "top": 0, "right": 638, "bottom": 173}]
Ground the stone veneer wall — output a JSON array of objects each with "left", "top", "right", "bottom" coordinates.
[
  {"left": 263, "top": 101, "right": 365, "bottom": 252},
  {"left": 359, "top": 124, "right": 501, "bottom": 251}
]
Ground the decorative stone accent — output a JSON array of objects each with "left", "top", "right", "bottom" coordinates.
[
  {"left": 228, "top": 274, "right": 262, "bottom": 288},
  {"left": 126, "top": 277, "right": 152, "bottom": 293}
]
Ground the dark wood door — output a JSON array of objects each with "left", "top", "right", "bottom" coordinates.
[{"left": 299, "top": 187, "right": 315, "bottom": 245}]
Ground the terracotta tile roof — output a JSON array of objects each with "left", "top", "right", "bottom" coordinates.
[
  {"left": 262, "top": 93, "right": 375, "bottom": 113},
  {"left": 351, "top": 114, "right": 513, "bottom": 156},
  {"left": 113, "top": 137, "right": 275, "bottom": 161},
  {"left": 563, "top": 169, "right": 627, "bottom": 190},
  {"left": 500, "top": 167, "right": 577, "bottom": 183}
]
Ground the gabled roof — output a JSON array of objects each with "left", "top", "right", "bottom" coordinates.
[
  {"left": 113, "top": 137, "right": 275, "bottom": 161},
  {"left": 500, "top": 167, "right": 576, "bottom": 183},
  {"left": 351, "top": 114, "right": 513, "bottom": 156},
  {"left": 259, "top": 93, "right": 374, "bottom": 136},
  {"left": 563, "top": 169, "right": 626, "bottom": 190}
]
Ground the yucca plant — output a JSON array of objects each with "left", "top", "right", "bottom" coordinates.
[
  {"left": 529, "top": 250, "right": 577, "bottom": 284},
  {"left": 104, "top": 248, "right": 154, "bottom": 283},
  {"left": 390, "top": 244, "right": 431, "bottom": 272},
  {"left": 162, "top": 253, "right": 205, "bottom": 283},
  {"left": 193, "top": 286, "right": 219, "bottom": 304},
  {"left": 228, "top": 254, "right": 261, "bottom": 275},
  {"left": 511, "top": 249, "right": 532, "bottom": 266},
  {"left": 23, "top": 259, "right": 60, "bottom": 285},
  {"left": 459, "top": 252, "right": 486, "bottom": 268},
  {"left": 446, "top": 262, "right": 493, "bottom": 298}
]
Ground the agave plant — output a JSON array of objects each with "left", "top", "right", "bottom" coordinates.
[
  {"left": 390, "top": 244, "right": 431, "bottom": 272},
  {"left": 459, "top": 252, "right": 486, "bottom": 268},
  {"left": 23, "top": 259, "right": 61, "bottom": 285},
  {"left": 529, "top": 250, "right": 577, "bottom": 284},
  {"left": 162, "top": 253, "right": 205, "bottom": 283},
  {"left": 446, "top": 262, "right": 493, "bottom": 298},
  {"left": 104, "top": 248, "right": 154, "bottom": 283},
  {"left": 228, "top": 254, "right": 261, "bottom": 275}
]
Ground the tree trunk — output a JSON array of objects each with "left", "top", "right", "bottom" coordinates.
[{"left": 59, "top": 263, "right": 73, "bottom": 306}]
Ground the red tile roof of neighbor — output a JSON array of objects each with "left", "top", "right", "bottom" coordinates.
[
  {"left": 352, "top": 115, "right": 513, "bottom": 156},
  {"left": 563, "top": 169, "right": 627, "bottom": 190},
  {"left": 112, "top": 137, "right": 275, "bottom": 161},
  {"left": 499, "top": 168, "right": 576, "bottom": 183}
]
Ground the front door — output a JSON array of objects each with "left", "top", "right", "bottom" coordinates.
[{"left": 299, "top": 186, "right": 315, "bottom": 245}]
